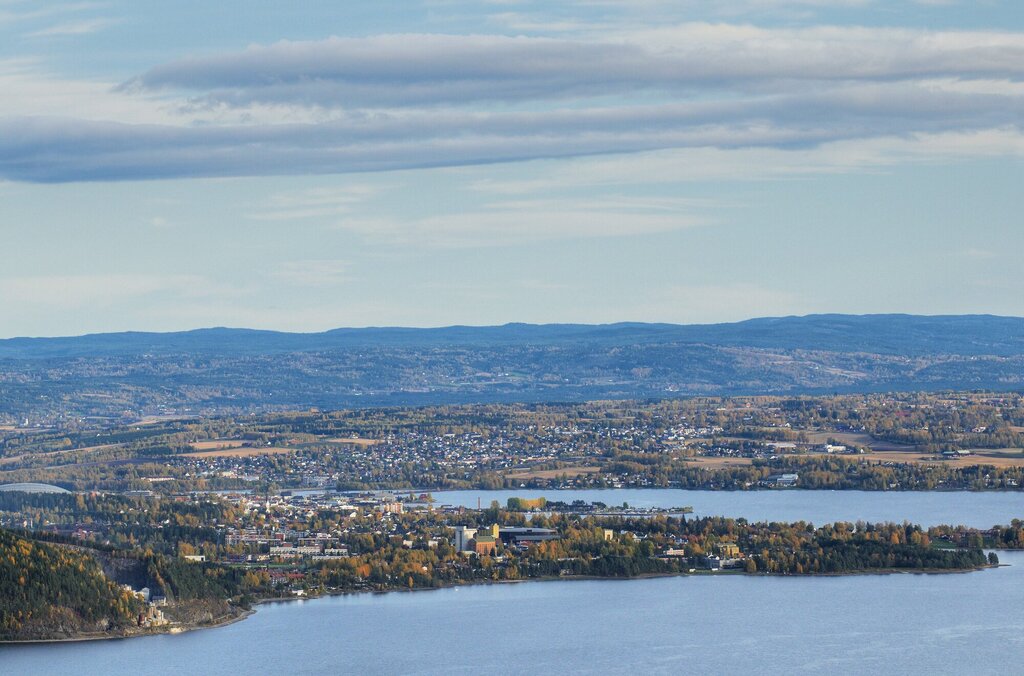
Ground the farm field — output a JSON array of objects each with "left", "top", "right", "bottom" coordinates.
[
  {"left": 189, "top": 440, "right": 247, "bottom": 451},
  {"left": 803, "top": 431, "right": 914, "bottom": 451},
  {"left": 682, "top": 456, "right": 756, "bottom": 468},
  {"left": 325, "top": 438, "right": 381, "bottom": 446},
  {"left": 182, "top": 446, "right": 296, "bottom": 459},
  {"left": 868, "top": 449, "right": 1024, "bottom": 468}
]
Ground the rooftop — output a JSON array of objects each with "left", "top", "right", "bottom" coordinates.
[{"left": 0, "top": 482, "right": 71, "bottom": 494}]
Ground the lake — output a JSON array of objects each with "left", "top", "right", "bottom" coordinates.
[
  {"left": 3, "top": 489, "right": 1023, "bottom": 675},
  {"left": 432, "top": 488, "right": 1024, "bottom": 528}
]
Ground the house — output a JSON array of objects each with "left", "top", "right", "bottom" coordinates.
[
  {"left": 766, "top": 473, "right": 799, "bottom": 486},
  {"left": 716, "top": 543, "right": 741, "bottom": 558},
  {"left": 703, "top": 555, "right": 723, "bottom": 570}
]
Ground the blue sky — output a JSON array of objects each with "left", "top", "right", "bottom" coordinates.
[{"left": 1, "top": 0, "right": 1022, "bottom": 337}]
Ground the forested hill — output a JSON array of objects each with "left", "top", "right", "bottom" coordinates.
[
  {"left": 3, "top": 314, "right": 1024, "bottom": 359},
  {"left": 0, "top": 529, "right": 141, "bottom": 640},
  {"left": 1, "top": 314, "right": 1024, "bottom": 421}
]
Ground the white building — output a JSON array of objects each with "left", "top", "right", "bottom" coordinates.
[{"left": 453, "top": 526, "right": 478, "bottom": 551}]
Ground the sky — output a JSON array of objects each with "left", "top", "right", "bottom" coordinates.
[{"left": 1, "top": 1, "right": 1022, "bottom": 337}]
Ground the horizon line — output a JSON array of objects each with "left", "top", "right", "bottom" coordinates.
[{"left": 2, "top": 312, "right": 1021, "bottom": 342}]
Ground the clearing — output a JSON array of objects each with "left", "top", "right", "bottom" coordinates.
[
  {"left": 684, "top": 456, "right": 755, "bottom": 468},
  {"left": 804, "top": 431, "right": 914, "bottom": 452},
  {"left": 0, "top": 443, "right": 123, "bottom": 468},
  {"left": 325, "top": 438, "right": 382, "bottom": 446},
  {"left": 868, "top": 449, "right": 1024, "bottom": 468},
  {"left": 189, "top": 440, "right": 248, "bottom": 451}
]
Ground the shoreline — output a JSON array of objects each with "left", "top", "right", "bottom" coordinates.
[
  {"left": 321, "top": 486, "right": 1024, "bottom": 494},
  {"left": 0, "top": 607, "right": 255, "bottom": 646},
  {"left": 3, "top": 561, "right": 1004, "bottom": 645}
]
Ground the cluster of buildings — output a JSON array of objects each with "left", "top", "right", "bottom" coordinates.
[
  {"left": 663, "top": 540, "right": 746, "bottom": 570},
  {"left": 163, "top": 409, "right": 883, "bottom": 491},
  {"left": 215, "top": 490, "right": 441, "bottom": 563},
  {"left": 122, "top": 585, "right": 168, "bottom": 628},
  {"left": 170, "top": 419, "right": 741, "bottom": 491},
  {"left": 452, "top": 524, "right": 558, "bottom": 555}
]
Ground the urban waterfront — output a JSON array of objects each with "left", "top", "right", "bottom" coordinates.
[{"left": 3, "top": 490, "right": 1022, "bottom": 675}]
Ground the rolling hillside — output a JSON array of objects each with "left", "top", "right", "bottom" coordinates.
[{"left": 1, "top": 314, "right": 1022, "bottom": 422}]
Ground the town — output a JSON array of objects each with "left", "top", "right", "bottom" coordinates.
[
  {"left": 3, "top": 392, "right": 1022, "bottom": 495},
  {"left": 0, "top": 480, "right": 1008, "bottom": 620}
]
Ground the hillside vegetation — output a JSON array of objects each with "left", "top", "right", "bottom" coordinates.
[{"left": 0, "top": 529, "right": 141, "bottom": 640}]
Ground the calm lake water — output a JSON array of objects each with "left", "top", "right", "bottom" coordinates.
[
  {"left": 4, "top": 490, "right": 1024, "bottom": 675},
  {"left": 433, "top": 488, "right": 1024, "bottom": 528}
]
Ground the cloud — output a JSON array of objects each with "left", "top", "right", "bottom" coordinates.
[
  {"left": 272, "top": 260, "right": 350, "bottom": 287},
  {"left": 332, "top": 196, "right": 707, "bottom": 247},
  {"left": 27, "top": 17, "right": 116, "bottom": 37},
  {"left": 0, "top": 274, "right": 236, "bottom": 308},
  {"left": 0, "top": 2, "right": 105, "bottom": 26},
  {"left": 467, "top": 128, "right": 1024, "bottom": 194},
  {"left": 2, "top": 79, "right": 1022, "bottom": 182},
  {"left": 959, "top": 248, "right": 998, "bottom": 261},
  {"left": 125, "top": 27, "right": 1024, "bottom": 108},
  {"left": 247, "top": 185, "right": 380, "bottom": 220},
  {"left": 0, "top": 59, "right": 178, "bottom": 124},
  {"left": 3, "top": 24, "right": 1024, "bottom": 182}
]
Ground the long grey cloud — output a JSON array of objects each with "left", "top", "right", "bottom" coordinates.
[
  {"left": 2, "top": 83, "right": 1021, "bottom": 182},
  {"left": 125, "top": 29, "right": 1024, "bottom": 107}
]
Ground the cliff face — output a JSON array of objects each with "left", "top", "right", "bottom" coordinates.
[{"left": 92, "top": 551, "right": 153, "bottom": 591}]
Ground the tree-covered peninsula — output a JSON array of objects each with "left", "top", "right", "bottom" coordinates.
[{"left": 0, "top": 489, "right": 1003, "bottom": 641}]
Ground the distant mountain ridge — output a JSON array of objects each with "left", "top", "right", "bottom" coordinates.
[
  {"left": 1, "top": 314, "right": 1022, "bottom": 422},
  {"left": 3, "top": 314, "right": 1024, "bottom": 359}
]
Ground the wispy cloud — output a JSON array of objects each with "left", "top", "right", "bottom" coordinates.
[
  {"left": 0, "top": 2, "right": 105, "bottom": 25},
  {"left": 466, "top": 128, "right": 1024, "bottom": 193},
  {"left": 0, "top": 274, "right": 238, "bottom": 307},
  {"left": 247, "top": 185, "right": 381, "bottom": 221},
  {"left": 272, "top": 260, "right": 350, "bottom": 287},
  {"left": 27, "top": 17, "right": 117, "bottom": 37},
  {"left": 331, "top": 196, "right": 707, "bottom": 247}
]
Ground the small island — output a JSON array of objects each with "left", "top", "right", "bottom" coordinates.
[{"left": 0, "top": 490, "right": 1009, "bottom": 642}]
